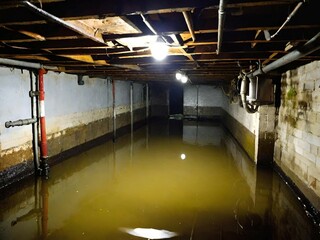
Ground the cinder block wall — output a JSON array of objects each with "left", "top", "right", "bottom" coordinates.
[
  {"left": 0, "top": 68, "right": 146, "bottom": 188},
  {"left": 274, "top": 60, "right": 320, "bottom": 209}
]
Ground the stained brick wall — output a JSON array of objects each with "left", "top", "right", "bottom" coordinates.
[{"left": 274, "top": 60, "right": 320, "bottom": 208}]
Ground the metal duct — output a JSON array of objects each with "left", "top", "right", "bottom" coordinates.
[{"left": 247, "top": 31, "right": 320, "bottom": 78}]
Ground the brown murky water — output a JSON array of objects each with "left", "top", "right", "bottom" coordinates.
[{"left": 1, "top": 119, "right": 319, "bottom": 240}]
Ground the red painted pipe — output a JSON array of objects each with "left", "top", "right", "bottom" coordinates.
[{"left": 39, "top": 68, "right": 48, "bottom": 159}]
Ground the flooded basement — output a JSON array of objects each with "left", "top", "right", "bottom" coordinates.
[{"left": 0, "top": 119, "right": 319, "bottom": 240}]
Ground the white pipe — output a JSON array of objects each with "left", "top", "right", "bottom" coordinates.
[
  {"left": 268, "top": 1, "right": 304, "bottom": 40},
  {"left": 140, "top": 14, "right": 158, "bottom": 35},
  {"left": 240, "top": 76, "right": 258, "bottom": 114},
  {"left": 248, "top": 77, "right": 257, "bottom": 103}
]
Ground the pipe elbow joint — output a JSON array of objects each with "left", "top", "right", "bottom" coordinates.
[{"left": 5, "top": 121, "right": 12, "bottom": 128}]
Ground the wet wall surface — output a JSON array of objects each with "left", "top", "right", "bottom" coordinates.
[{"left": 0, "top": 119, "right": 319, "bottom": 240}]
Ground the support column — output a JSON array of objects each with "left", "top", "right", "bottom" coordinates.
[{"left": 255, "top": 105, "right": 276, "bottom": 166}]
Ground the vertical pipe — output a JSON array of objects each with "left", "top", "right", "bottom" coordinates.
[
  {"left": 112, "top": 80, "right": 116, "bottom": 142},
  {"left": 196, "top": 85, "right": 199, "bottom": 119},
  {"left": 248, "top": 77, "right": 257, "bottom": 103},
  {"left": 130, "top": 82, "right": 133, "bottom": 132},
  {"left": 30, "top": 70, "right": 40, "bottom": 172},
  {"left": 167, "top": 88, "right": 170, "bottom": 116},
  {"left": 217, "top": 0, "right": 226, "bottom": 54},
  {"left": 38, "top": 68, "right": 49, "bottom": 176},
  {"left": 146, "top": 83, "right": 149, "bottom": 119}
]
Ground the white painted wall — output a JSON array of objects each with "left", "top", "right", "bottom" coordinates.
[
  {"left": 184, "top": 85, "right": 226, "bottom": 108},
  {"left": 0, "top": 68, "right": 33, "bottom": 150},
  {"left": 45, "top": 73, "right": 113, "bottom": 134},
  {"left": 0, "top": 67, "right": 145, "bottom": 153}
]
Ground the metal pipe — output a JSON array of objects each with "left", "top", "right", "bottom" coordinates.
[
  {"left": 22, "top": 1, "right": 106, "bottom": 45},
  {"left": 38, "top": 68, "right": 49, "bottom": 177},
  {"left": 30, "top": 70, "right": 40, "bottom": 172},
  {"left": 196, "top": 85, "right": 199, "bottom": 119},
  {"left": 217, "top": 0, "right": 226, "bottom": 55},
  {"left": 0, "top": 58, "right": 58, "bottom": 71},
  {"left": 5, "top": 118, "right": 37, "bottom": 128},
  {"left": 248, "top": 77, "right": 257, "bottom": 103},
  {"left": 130, "top": 82, "right": 133, "bottom": 132},
  {"left": 240, "top": 75, "right": 259, "bottom": 114},
  {"left": 140, "top": 14, "right": 158, "bottom": 35},
  {"left": 182, "top": 11, "right": 196, "bottom": 42},
  {"left": 268, "top": 1, "right": 304, "bottom": 41},
  {"left": 112, "top": 80, "right": 116, "bottom": 142},
  {"left": 247, "top": 31, "right": 320, "bottom": 78},
  {"left": 146, "top": 84, "right": 149, "bottom": 119}
]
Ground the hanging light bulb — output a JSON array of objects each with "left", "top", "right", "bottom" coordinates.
[
  {"left": 150, "top": 36, "right": 168, "bottom": 61},
  {"left": 175, "top": 71, "right": 182, "bottom": 80},
  {"left": 181, "top": 75, "right": 188, "bottom": 83}
]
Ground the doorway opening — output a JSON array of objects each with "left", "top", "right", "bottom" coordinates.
[{"left": 169, "top": 84, "right": 183, "bottom": 116}]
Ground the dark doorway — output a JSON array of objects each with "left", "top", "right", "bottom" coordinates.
[{"left": 169, "top": 84, "right": 183, "bottom": 115}]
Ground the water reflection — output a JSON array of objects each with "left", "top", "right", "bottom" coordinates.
[{"left": 0, "top": 119, "right": 319, "bottom": 239}]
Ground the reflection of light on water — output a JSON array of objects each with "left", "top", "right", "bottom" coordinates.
[
  {"left": 120, "top": 227, "right": 178, "bottom": 239},
  {"left": 180, "top": 153, "right": 186, "bottom": 160}
]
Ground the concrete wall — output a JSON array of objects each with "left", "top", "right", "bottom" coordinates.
[
  {"left": 183, "top": 85, "right": 224, "bottom": 118},
  {"left": 183, "top": 84, "right": 261, "bottom": 162},
  {"left": 0, "top": 67, "right": 146, "bottom": 188},
  {"left": 274, "top": 60, "right": 320, "bottom": 209}
]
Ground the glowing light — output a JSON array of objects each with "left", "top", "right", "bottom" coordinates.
[
  {"left": 180, "top": 153, "right": 186, "bottom": 160},
  {"left": 175, "top": 72, "right": 182, "bottom": 80},
  {"left": 150, "top": 40, "right": 168, "bottom": 61},
  {"left": 175, "top": 71, "right": 188, "bottom": 83},
  {"left": 121, "top": 227, "right": 178, "bottom": 239},
  {"left": 181, "top": 75, "right": 188, "bottom": 83}
]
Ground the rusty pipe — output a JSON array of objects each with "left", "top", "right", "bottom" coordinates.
[{"left": 38, "top": 68, "right": 49, "bottom": 177}]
